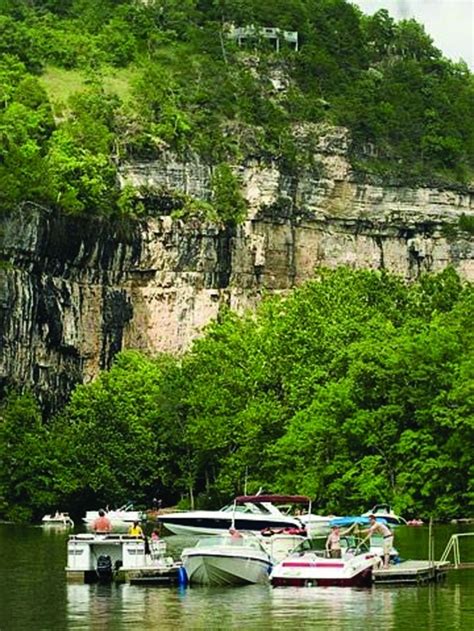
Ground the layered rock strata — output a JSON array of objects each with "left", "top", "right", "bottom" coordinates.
[{"left": 1, "top": 127, "right": 473, "bottom": 410}]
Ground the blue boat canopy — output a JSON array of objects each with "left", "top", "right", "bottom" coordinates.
[{"left": 329, "top": 516, "right": 387, "bottom": 527}]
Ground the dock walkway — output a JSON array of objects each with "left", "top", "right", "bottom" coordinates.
[{"left": 373, "top": 560, "right": 449, "bottom": 585}]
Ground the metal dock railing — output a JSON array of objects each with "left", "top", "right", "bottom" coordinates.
[
  {"left": 374, "top": 525, "right": 474, "bottom": 584},
  {"left": 440, "top": 532, "right": 474, "bottom": 569}
]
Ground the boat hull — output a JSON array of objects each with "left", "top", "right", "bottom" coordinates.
[
  {"left": 270, "top": 554, "right": 378, "bottom": 588},
  {"left": 361, "top": 506, "right": 407, "bottom": 526},
  {"left": 299, "top": 515, "right": 334, "bottom": 536},
  {"left": 271, "top": 567, "right": 373, "bottom": 588},
  {"left": 66, "top": 534, "right": 179, "bottom": 584},
  {"left": 161, "top": 514, "right": 300, "bottom": 536},
  {"left": 42, "top": 513, "right": 74, "bottom": 527},
  {"left": 183, "top": 550, "right": 272, "bottom": 586},
  {"left": 83, "top": 508, "right": 144, "bottom": 532}
]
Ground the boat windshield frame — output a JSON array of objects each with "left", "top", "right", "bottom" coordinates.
[
  {"left": 220, "top": 502, "right": 274, "bottom": 514},
  {"left": 291, "top": 535, "right": 370, "bottom": 556},
  {"left": 234, "top": 494, "right": 310, "bottom": 505},
  {"left": 194, "top": 534, "right": 265, "bottom": 550}
]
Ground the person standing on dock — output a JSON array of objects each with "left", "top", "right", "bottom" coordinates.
[
  {"left": 361, "top": 514, "right": 394, "bottom": 569},
  {"left": 92, "top": 509, "right": 112, "bottom": 534}
]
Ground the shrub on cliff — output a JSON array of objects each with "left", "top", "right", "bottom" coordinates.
[{"left": 1, "top": 0, "right": 473, "bottom": 220}]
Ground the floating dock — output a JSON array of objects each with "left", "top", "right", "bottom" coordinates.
[
  {"left": 118, "top": 565, "right": 183, "bottom": 586},
  {"left": 127, "top": 567, "right": 185, "bottom": 586},
  {"left": 373, "top": 560, "right": 449, "bottom": 585}
]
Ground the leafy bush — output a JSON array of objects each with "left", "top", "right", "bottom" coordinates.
[
  {"left": 1, "top": 0, "right": 473, "bottom": 215},
  {"left": 1, "top": 269, "right": 472, "bottom": 520}
]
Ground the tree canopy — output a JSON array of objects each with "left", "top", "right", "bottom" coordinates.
[
  {"left": 1, "top": 268, "right": 472, "bottom": 522},
  {"left": 0, "top": 0, "right": 473, "bottom": 219}
]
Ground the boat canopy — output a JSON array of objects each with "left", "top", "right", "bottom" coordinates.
[
  {"left": 234, "top": 494, "right": 310, "bottom": 505},
  {"left": 330, "top": 516, "right": 387, "bottom": 527}
]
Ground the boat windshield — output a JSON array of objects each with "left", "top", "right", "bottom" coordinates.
[
  {"left": 195, "top": 535, "right": 264, "bottom": 550},
  {"left": 220, "top": 502, "right": 273, "bottom": 514},
  {"left": 292, "top": 536, "right": 370, "bottom": 555},
  {"left": 371, "top": 504, "right": 392, "bottom": 513}
]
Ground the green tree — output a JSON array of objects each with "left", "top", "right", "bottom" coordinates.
[
  {"left": 210, "top": 163, "right": 247, "bottom": 224},
  {"left": 0, "top": 392, "right": 56, "bottom": 522}
]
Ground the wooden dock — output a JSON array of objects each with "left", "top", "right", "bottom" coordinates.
[
  {"left": 121, "top": 566, "right": 183, "bottom": 586},
  {"left": 373, "top": 560, "right": 449, "bottom": 585}
]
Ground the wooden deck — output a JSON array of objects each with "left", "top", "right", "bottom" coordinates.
[
  {"left": 373, "top": 560, "right": 449, "bottom": 585},
  {"left": 117, "top": 564, "right": 183, "bottom": 585}
]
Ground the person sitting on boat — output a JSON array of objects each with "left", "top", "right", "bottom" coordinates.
[
  {"left": 128, "top": 520, "right": 144, "bottom": 537},
  {"left": 326, "top": 523, "right": 356, "bottom": 558},
  {"left": 151, "top": 528, "right": 160, "bottom": 541},
  {"left": 92, "top": 509, "right": 112, "bottom": 534},
  {"left": 229, "top": 527, "right": 243, "bottom": 541},
  {"left": 360, "top": 514, "right": 394, "bottom": 569}
]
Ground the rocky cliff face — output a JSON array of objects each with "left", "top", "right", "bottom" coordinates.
[{"left": 1, "top": 127, "right": 473, "bottom": 412}]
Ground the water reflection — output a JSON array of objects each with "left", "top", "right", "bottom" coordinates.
[
  {"left": 63, "top": 569, "right": 474, "bottom": 631},
  {"left": 67, "top": 583, "right": 273, "bottom": 629},
  {"left": 67, "top": 582, "right": 399, "bottom": 630},
  {"left": 270, "top": 585, "right": 396, "bottom": 628},
  {"left": 67, "top": 579, "right": 473, "bottom": 631},
  {"left": 2, "top": 524, "right": 472, "bottom": 630}
]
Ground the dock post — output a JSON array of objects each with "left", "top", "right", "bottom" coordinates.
[{"left": 428, "top": 518, "right": 432, "bottom": 565}]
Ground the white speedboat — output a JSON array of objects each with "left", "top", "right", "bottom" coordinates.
[
  {"left": 159, "top": 494, "right": 309, "bottom": 536},
  {"left": 83, "top": 503, "right": 145, "bottom": 530},
  {"left": 42, "top": 512, "right": 74, "bottom": 528},
  {"left": 182, "top": 533, "right": 272, "bottom": 585},
  {"left": 361, "top": 504, "right": 407, "bottom": 526},
  {"left": 270, "top": 536, "right": 379, "bottom": 587},
  {"left": 182, "top": 528, "right": 306, "bottom": 586}
]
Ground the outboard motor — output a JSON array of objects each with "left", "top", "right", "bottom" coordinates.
[{"left": 96, "top": 555, "right": 113, "bottom": 582}]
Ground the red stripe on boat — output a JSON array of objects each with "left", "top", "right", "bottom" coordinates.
[{"left": 281, "top": 562, "right": 345, "bottom": 568}]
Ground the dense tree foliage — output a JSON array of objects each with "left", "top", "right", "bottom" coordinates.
[
  {"left": 0, "top": 0, "right": 473, "bottom": 219},
  {"left": 1, "top": 268, "right": 472, "bottom": 522}
]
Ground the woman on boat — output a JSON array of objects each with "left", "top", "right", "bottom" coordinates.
[{"left": 326, "top": 522, "right": 357, "bottom": 558}]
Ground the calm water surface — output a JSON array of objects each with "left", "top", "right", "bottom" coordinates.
[{"left": 0, "top": 523, "right": 473, "bottom": 630}]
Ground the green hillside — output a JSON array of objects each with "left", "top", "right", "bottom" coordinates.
[{"left": 1, "top": 0, "right": 473, "bottom": 219}]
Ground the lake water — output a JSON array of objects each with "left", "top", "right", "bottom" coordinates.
[{"left": 0, "top": 523, "right": 473, "bottom": 630}]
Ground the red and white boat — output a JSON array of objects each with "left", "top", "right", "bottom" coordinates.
[{"left": 270, "top": 537, "right": 379, "bottom": 587}]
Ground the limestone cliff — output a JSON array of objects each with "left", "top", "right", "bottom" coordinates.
[{"left": 1, "top": 127, "right": 473, "bottom": 411}]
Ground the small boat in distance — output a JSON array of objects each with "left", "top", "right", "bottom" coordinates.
[
  {"left": 361, "top": 504, "right": 407, "bottom": 526},
  {"left": 42, "top": 511, "right": 74, "bottom": 528},
  {"left": 83, "top": 503, "right": 145, "bottom": 531}
]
